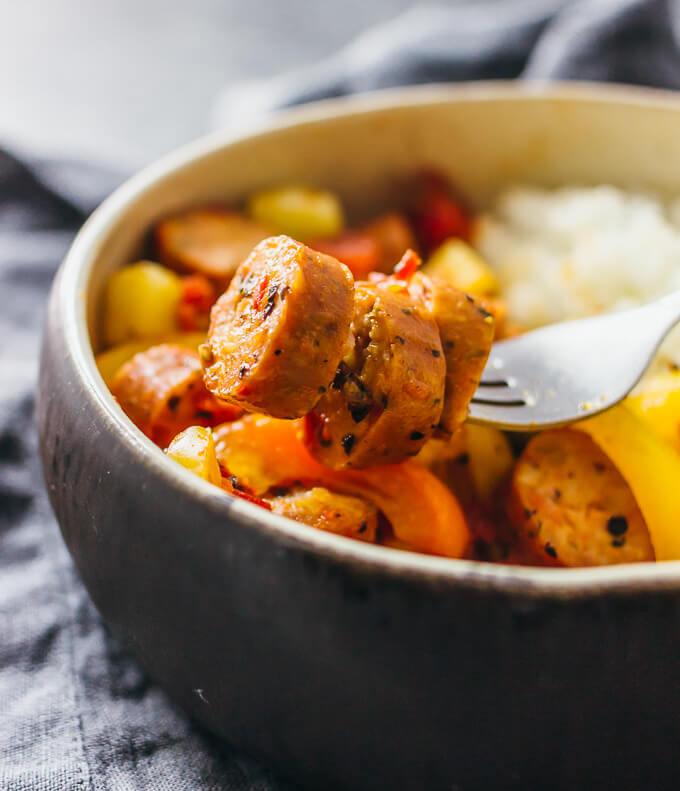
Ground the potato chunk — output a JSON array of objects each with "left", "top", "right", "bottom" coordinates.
[
  {"left": 422, "top": 238, "right": 499, "bottom": 296},
  {"left": 166, "top": 426, "right": 222, "bottom": 486},
  {"left": 247, "top": 186, "right": 344, "bottom": 241},
  {"left": 103, "top": 261, "right": 182, "bottom": 346}
]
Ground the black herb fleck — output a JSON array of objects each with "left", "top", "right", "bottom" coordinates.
[
  {"left": 402, "top": 308, "right": 413, "bottom": 316},
  {"left": 465, "top": 294, "right": 474, "bottom": 303},
  {"left": 229, "top": 475, "right": 244, "bottom": 491},
  {"left": 280, "top": 285, "right": 290, "bottom": 300},
  {"left": 430, "top": 348, "right": 441, "bottom": 358},
  {"left": 318, "top": 386, "right": 326, "bottom": 393},
  {"left": 358, "top": 521, "right": 368, "bottom": 534},
  {"left": 606, "top": 515, "right": 628, "bottom": 537},
  {"left": 593, "top": 461, "right": 606, "bottom": 474},
  {"left": 350, "top": 405, "right": 371, "bottom": 423},
  {"left": 381, "top": 395, "right": 388, "bottom": 409},
  {"left": 395, "top": 335, "right": 405, "bottom": 345},
  {"left": 274, "top": 349, "right": 282, "bottom": 356},
  {"left": 445, "top": 340, "right": 455, "bottom": 349},
  {"left": 456, "top": 453, "right": 470, "bottom": 465},
  {"left": 477, "top": 306, "right": 493, "bottom": 319},
  {"left": 611, "top": 537, "right": 627, "bottom": 548},
  {"left": 410, "top": 431, "right": 425, "bottom": 441},
  {"left": 239, "top": 274, "right": 254, "bottom": 297},
  {"left": 263, "top": 284, "right": 278, "bottom": 318},
  {"left": 195, "top": 410, "right": 213, "bottom": 420},
  {"left": 341, "top": 434, "right": 355, "bottom": 455},
  {"left": 524, "top": 508, "right": 537, "bottom": 520},
  {"left": 544, "top": 542, "right": 557, "bottom": 559},
  {"left": 167, "top": 396, "right": 180, "bottom": 412},
  {"left": 239, "top": 365, "right": 248, "bottom": 379},
  {"left": 553, "top": 488, "right": 562, "bottom": 501}
]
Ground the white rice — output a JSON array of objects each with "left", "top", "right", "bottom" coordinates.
[{"left": 474, "top": 185, "right": 680, "bottom": 368}]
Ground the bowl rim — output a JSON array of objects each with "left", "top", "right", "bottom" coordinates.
[{"left": 56, "top": 79, "right": 680, "bottom": 599}]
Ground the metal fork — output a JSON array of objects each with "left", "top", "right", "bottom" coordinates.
[{"left": 468, "top": 290, "right": 680, "bottom": 430}]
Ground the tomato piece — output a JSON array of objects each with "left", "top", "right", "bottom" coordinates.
[
  {"left": 310, "top": 232, "right": 381, "bottom": 279},
  {"left": 412, "top": 173, "right": 471, "bottom": 252}
]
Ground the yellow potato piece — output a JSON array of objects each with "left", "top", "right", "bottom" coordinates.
[
  {"left": 103, "top": 261, "right": 183, "bottom": 346},
  {"left": 626, "top": 370, "right": 680, "bottom": 452},
  {"left": 96, "top": 332, "right": 205, "bottom": 386},
  {"left": 423, "top": 239, "right": 499, "bottom": 296},
  {"left": 575, "top": 404, "right": 680, "bottom": 561},
  {"left": 166, "top": 426, "right": 222, "bottom": 486},
  {"left": 466, "top": 423, "right": 514, "bottom": 502},
  {"left": 247, "top": 185, "right": 344, "bottom": 241}
]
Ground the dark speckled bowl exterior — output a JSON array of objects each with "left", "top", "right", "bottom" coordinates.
[{"left": 38, "top": 84, "right": 680, "bottom": 790}]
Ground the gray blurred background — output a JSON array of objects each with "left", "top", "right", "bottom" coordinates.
[{"left": 0, "top": 0, "right": 568, "bottom": 167}]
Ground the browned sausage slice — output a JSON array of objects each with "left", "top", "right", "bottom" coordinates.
[
  {"left": 270, "top": 486, "right": 378, "bottom": 542},
  {"left": 110, "top": 343, "right": 240, "bottom": 447},
  {"left": 507, "top": 429, "right": 654, "bottom": 566},
  {"left": 409, "top": 273, "right": 494, "bottom": 435},
  {"left": 202, "top": 235, "right": 355, "bottom": 419},
  {"left": 304, "top": 282, "right": 445, "bottom": 469},
  {"left": 362, "top": 212, "right": 417, "bottom": 271},
  {"left": 155, "top": 207, "right": 272, "bottom": 284}
]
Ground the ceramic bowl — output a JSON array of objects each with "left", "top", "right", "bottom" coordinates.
[{"left": 38, "top": 83, "right": 680, "bottom": 790}]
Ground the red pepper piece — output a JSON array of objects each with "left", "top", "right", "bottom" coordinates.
[
  {"left": 252, "top": 273, "right": 270, "bottom": 312},
  {"left": 222, "top": 472, "right": 272, "bottom": 510},
  {"left": 177, "top": 274, "right": 216, "bottom": 332},
  {"left": 412, "top": 173, "right": 471, "bottom": 253},
  {"left": 393, "top": 248, "right": 421, "bottom": 281}
]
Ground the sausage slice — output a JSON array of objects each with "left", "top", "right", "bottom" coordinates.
[
  {"left": 155, "top": 207, "right": 272, "bottom": 284},
  {"left": 507, "top": 429, "right": 654, "bottom": 566},
  {"left": 362, "top": 212, "right": 417, "bottom": 272},
  {"left": 409, "top": 273, "right": 494, "bottom": 435},
  {"left": 202, "top": 235, "right": 355, "bottom": 419},
  {"left": 110, "top": 344, "right": 240, "bottom": 447},
  {"left": 270, "top": 486, "right": 378, "bottom": 542},
  {"left": 304, "top": 282, "right": 445, "bottom": 469}
]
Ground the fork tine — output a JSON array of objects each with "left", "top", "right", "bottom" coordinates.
[
  {"left": 476, "top": 378, "right": 510, "bottom": 387},
  {"left": 471, "top": 395, "right": 526, "bottom": 407}
]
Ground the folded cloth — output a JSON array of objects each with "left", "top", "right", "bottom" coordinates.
[
  {"left": 1, "top": 1, "right": 679, "bottom": 789},
  {"left": 213, "top": 0, "right": 680, "bottom": 131}
]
